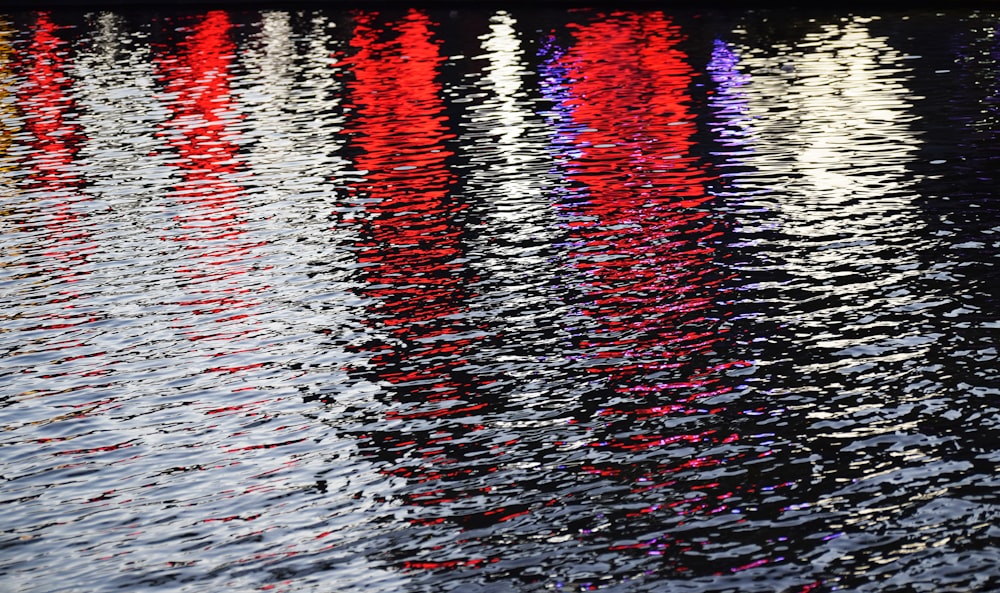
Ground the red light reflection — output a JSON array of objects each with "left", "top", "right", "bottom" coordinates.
[
  {"left": 552, "top": 12, "right": 736, "bottom": 443},
  {"left": 155, "top": 11, "right": 266, "bottom": 355},
  {"left": 543, "top": 12, "right": 766, "bottom": 570},
  {"left": 340, "top": 10, "right": 497, "bottom": 566},
  {"left": 149, "top": 12, "right": 307, "bottom": 528},
  {"left": 18, "top": 13, "right": 96, "bottom": 324},
  {"left": 11, "top": 12, "right": 113, "bottom": 398}
]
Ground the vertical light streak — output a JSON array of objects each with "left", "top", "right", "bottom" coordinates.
[
  {"left": 154, "top": 11, "right": 265, "bottom": 366},
  {"left": 342, "top": 9, "right": 500, "bottom": 570}
]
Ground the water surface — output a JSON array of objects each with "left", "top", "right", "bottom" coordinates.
[{"left": 0, "top": 7, "right": 998, "bottom": 592}]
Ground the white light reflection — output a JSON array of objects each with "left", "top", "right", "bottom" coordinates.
[
  {"left": 465, "top": 10, "right": 557, "bottom": 228},
  {"left": 731, "top": 19, "right": 939, "bottom": 424},
  {"left": 237, "top": 11, "right": 358, "bottom": 315},
  {"left": 461, "top": 12, "right": 560, "bottom": 292},
  {"left": 60, "top": 12, "right": 183, "bottom": 403},
  {"left": 74, "top": 11, "right": 172, "bottom": 234},
  {"left": 235, "top": 10, "right": 367, "bottom": 415},
  {"left": 480, "top": 12, "right": 530, "bottom": 156},
  {"left": 239, "top": 11, "right": 351, "bottom": 208},
  {"left": 209, "top": 12, "right": 396, "bottom": 583},
  {"left": 457, "top": 10, "right": 563, "bottom": 408}
]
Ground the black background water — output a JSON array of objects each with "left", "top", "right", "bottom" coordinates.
[{"left": 0, "top": 7, "right": 997, "bottom": 592}]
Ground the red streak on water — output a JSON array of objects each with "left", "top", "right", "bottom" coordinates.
[
  {"left": 341, "top": 10, "right": 511, "bottom": 560},
  {"left": 155, "top": 11, "right": 266, "bottom": 347}
]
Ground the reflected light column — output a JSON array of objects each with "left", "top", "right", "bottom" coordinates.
[
  {"left": 537, "top": 12, "right": 764, "bottom": 574},
  {"left": 6, "top": 12, "right": 107, "bottom": 398},
  {"left": 456, "top": 10, "right": 563, "bottom": 395},
  {"left": 16, "top": 13, "right": 94, "bottom": 317},
  {"left": 341, "top": 10, "right": 499, "bottom": 569},
  {"left": 732, "top": 19, "right": 930, "bottom": 419},
  {"left": 0, "top": 19, "right": 15, "bottom": 185},
  {"left": 155, "top": 11, "right": 266, "bottom": 362},
  {"left": 717, "top": 18, "right": 942, "bottom": 581},
  {"left": 548, "top": 13, "right": 737, "bottom": 448}
]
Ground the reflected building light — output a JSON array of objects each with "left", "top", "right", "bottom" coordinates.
[
  {"left": 0, "top": 19, "right": 16, "bottom": 186},
  {"left": 543, "top": 13, "right": 732, "bottom": 406},
  {"left": 480, "top": 11, "right": 530, "bottom": 153},
  {"left": 235, "top": 11, "right": 366, "bottom": 426},
  {"left": 706, "top": 39, "right": 777, "bottom": 240},
  {"left": 448, "top": 11, "right": 568, "bottom": 467},
  {"left": 237, "top": 10, "right": 352, "bottom": 263},
  {"left": 537, "top": 37, "right": 577, "bottom": 153},
  {"left": 536, "top": 12, "right": 759, "bottom": 566},
  {"left": 238, "top": 11, "right": 350, "bottom": 216},
  {"left": 733, "top": 19, "right": 933, "bottom": 425},
  {"left": 238, "top": 10, "right": 298, "bottom": 182},
  {"left": 704, "top": 36, "right": 790, "bottom": 317},
  {"left": 54, "top": 12, "right": 170, "bottom": 394},
  {"left": 745, "top": 21, "right": 921, "bottom": 247},
  {"left": 1, "top": 17, "right": 21, "bottom": 266},
  {"left": 0, "top": 19, "right": 15, "bottom": 354},
  {"left": 256, "top": 10, "right": 296, "bottom": 83},
  {"left": 155, "top": 11, "right": 265, "bottom": 360},
  {"left": 149, "top": 12, "right": 317, "bottom": 507},
  {"left": 458, "top": 10, "right": 560, "bottom": 322},
  {"left": 1, "top": 13, "right": 110, "bottom": 403},
  {"left": 707, "top": 38, "right": 753, "bottom": 153},
  {"left": 16, "top": 13, "right": 95, "bottom": 315},
  {"left": 342, "top": 10, "right": 504, "bottom": 564},
  {"left": 74, "top": 12, "right": 170, "bottom": 227}
]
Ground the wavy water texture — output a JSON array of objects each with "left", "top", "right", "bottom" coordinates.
[{"left": 0, "top": 8, "right": 997, "bottom": 593}]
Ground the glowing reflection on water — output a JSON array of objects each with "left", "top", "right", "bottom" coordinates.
[
  {"left": 0, "top": 8, "right": 997, "bottom": 593},
  {"left": 340, "top": 10, "right": 506, "bottom": 571},
  {"left": 726, "top": 18, "right": 933, "bottom": 406},
  {"left": 709, "top": 16, "right": 997, "bottom": 587}
]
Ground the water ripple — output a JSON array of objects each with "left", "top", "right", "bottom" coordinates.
[{"left": 0, "top": 8, "right": 997, "bottom": 593}]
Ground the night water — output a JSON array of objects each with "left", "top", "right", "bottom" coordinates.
[{"left": 0, "top": 8, "right": 997, "bottom": 592}]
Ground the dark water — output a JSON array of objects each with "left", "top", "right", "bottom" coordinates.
[{"left": 1, "top": 7, "right": 998, "bottom": 592}]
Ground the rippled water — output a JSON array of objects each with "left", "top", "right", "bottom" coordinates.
[{"left": 1, "top": 7, "right": 998, "bottom": 592}]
